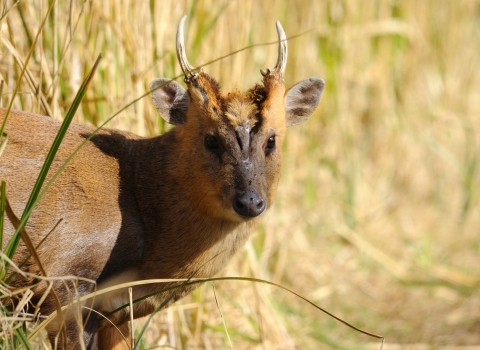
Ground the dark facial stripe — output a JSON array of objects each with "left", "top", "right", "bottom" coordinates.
[
  {"left": 191, "top": 79, "right": 209, "bottom": 106},
  {"left": 235, "top": 130, "right": 244, "bottom": 151},
  {"left": 234, "top": 123, "right": 254, "bottom": 157}
]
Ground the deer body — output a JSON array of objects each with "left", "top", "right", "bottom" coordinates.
[
  {"left": 1, "top": 107, "right": 253, "bottom": 346},
  {"left": 0, "top": 17, "right": 324, "bottom": 349}
]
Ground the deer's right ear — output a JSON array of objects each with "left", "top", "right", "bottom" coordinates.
[{"left": 150, "top": 78, "right": 190, "bottom": 125}]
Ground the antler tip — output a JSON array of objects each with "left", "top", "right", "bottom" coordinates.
[
  {"left": 177, "top": 15, "right": 196, "bottom": 78},
  {"left": 271, "top": 21, "right": 288, "bottom": 77},
  {"left": 275, "top": 21, "right": 286, "bottom": 40}
]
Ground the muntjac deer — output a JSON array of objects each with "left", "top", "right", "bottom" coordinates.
[{"left": 0, "top": 17, "right": 324, "bottom": 349}]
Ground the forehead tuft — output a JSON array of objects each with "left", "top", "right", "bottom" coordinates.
[
  {"left": 247, "top": 84, "right": 268, "bottom": 105},
  {"left": 223, "top": 85, "right": 268, "bottom": 129},
  {"left": 224, "top": 94, "right": 259, "bottom": 128}
]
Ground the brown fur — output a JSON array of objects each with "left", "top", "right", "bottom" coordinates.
[
  {"left": 0, "top": 39, "right": 324, "bottom": 350},
  {"left": 98, "top": 322, "right": 131, "bottom": 350}
]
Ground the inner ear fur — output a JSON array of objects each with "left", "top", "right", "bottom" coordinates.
[
  {"left": 150, "top": 78, "right": 190, "bottom": 125},
  {"left": 285, "top": 77, "right": 325, "bottom": 127}
]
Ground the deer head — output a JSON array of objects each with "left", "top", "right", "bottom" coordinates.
[{"left": 149, "top": 16, "right": 325, "bottom": 222}]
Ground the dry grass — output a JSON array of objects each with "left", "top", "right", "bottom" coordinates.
[{"left": 1, "top": 0, "right": 480, "bottom": 349}]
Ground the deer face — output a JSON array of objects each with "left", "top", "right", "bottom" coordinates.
[{"left": 150, "top": 17, "right": 324, "bottom": 222}]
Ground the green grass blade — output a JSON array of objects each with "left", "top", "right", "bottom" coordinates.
[
  {"left": 103, "top": 276, "right": 384, "bottom": 345},
  {"left": 4, "top": 54, "right": 102, "bottom": 263},
  {"left": 0, "top": 181, "right": 5, "bottom": 252},
  {"left": 133, "top": 291, "right": 177, "bottom": 350},
  {"left": 13, "top": 326, "right": 32, "bottom": 350}
]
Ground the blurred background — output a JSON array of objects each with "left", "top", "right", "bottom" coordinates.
[{"left": 1, "top": 0, "right": 479, "bottom": 349}]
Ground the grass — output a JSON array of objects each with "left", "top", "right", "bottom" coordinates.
[{"left": 1, "top": 0, "right": 480, "bottom": 349}]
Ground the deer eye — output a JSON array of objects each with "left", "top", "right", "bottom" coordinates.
[
  {"left": 267, "top": 135, "right": 275, "bottom": 148},
  {"left": 205, "top": 135, "right": 220, "bottom": 151},
  {"left": 265, "top": 135, "right": 276, "bottom": 155}
]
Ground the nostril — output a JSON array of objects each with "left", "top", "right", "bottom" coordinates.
[
  {"left": 234, "top": 199, "right": 244, "bottom": 210},
  {"left": 256, "top": 199, "right": 265, "bottom": 210}
]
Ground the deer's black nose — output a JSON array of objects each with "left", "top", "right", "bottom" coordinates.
[{"left": 233, "top": 190, "right": 266, "bottom": 218}]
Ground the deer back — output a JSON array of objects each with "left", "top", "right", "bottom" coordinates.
[{"left": 0, "top": 108, "right": 146, "bottom": 289}]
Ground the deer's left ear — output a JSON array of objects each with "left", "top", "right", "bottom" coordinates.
[{"left": 285, "top": 78, "right": 325, "bottom": 127}]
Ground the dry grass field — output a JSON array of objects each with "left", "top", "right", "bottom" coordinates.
[{"left": 1, "top": 0, "right": 480, "bottom": 349}]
